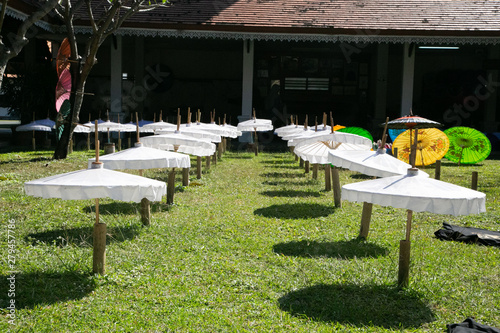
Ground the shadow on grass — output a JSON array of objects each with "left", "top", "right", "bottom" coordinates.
[
  {"left": 260, "top": 159, "right": 296, "bottom": 165},
  {"left": 0, "top": 271, "right": 96, "bottom": 309},
  {"left": 263, "top": 180, "right": 320, "bottom": 186},
  {"left": 254, "top": 203, "right": 335, "bottom": 219},
  {"left": 350, "top": 174, "right": 375, "bottom": 180},
  {"left": 261, "top": 172, "right": 305, "bottom": 178},
  {"left": 260, "top": 190, "right": 321, "bottom": 198},
  {"left": 278, "top": 283, "right": 435, "bottom": 329},
  {"left": 0, "top": 156, "right": 52, "bottom": 165},
  {"left": 273, "top": 239, "right": 388, "bottom": 259},
  {"left": 225, "top": 154, "right": 254, "bottom": 159},
  {"left": 83, "top": 201, "right": 169, "bottom": 215},
  {"left": 25, "top": 224, "right": 143, "bottom": 247}
]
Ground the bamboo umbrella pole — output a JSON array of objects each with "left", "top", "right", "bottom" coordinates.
[
  {"left": 331, "top": 166, "right": 342, "bottom": 208},
  {"left": 182, "top": 167, "right": 190, "bottom": 186},
  {"left": 166, "top": 168, "right": 176, "bottom": 205},
  {"left": 92, "top": 120, "right": 106, "bottom": 275},
  {"left": 312, "top": 164, "right": 318, "bottom": 179},
  {"left": 359, "top": 202, "right": 373, "bottom": 239},
  {"left": 435, "top": 159, "right": 441, "bottom": 180},
  {"left": 324, "top": 164, "right": 332, "bottom": 191},
  {"left": 140, "top": 198, "right": 151, "bottom": 226},
  {"left": 197, "top": 156, "right": 202, "bottom": 179}
]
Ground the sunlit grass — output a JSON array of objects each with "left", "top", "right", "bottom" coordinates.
[{"left": 0, "top": 148, "right": 499, "bottom": 332}]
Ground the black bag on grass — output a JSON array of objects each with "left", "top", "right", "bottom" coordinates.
[
  {"left": 447, "top": 317, "right": 500, "bottom": 332},
  {"left": 434, "top": 223, "right": 500, "bottom": 248}
]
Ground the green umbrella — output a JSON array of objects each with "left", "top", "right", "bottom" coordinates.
[
  {"left": 337, "top": 127, "right": 373, "bottom": 142},
  {"left": 444, "top": 127, "right": 491, "bottom": 165}
]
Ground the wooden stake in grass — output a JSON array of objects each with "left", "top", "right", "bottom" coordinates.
[
  {"left": 167, "top": 168, "right": 176, "bottom": 205},
  {"left": 140, "top": 198, "right": 151, "bottom": 226},
  {"left": 197, "top": 156, "right": 202, "bottom": 179},
  {"left": 398, "top": 209, "right": 413, "bottom": 288},
  {"left": 182, "top": 167, "right": 190, "bottom": 186},
  {"left": 434, "top": 159, "right": 441, "bottom": 180},
  {"left": 312, "top": 164, "right": 318, "bottom": 179},
  {"left": 471, "top": 171, "right": 478, "bottom": 190},
  {"left": 324, "top": 164, "right": 332, "bottom": 191},
  {"left": 331, "top": 166, "right": 342, "bottom": 208},
  {"left": 91, "top": 120, "right": 106, "bottom": 275},
  {"left": 359, "top": 202, "right": 373, "bottom": 239}
]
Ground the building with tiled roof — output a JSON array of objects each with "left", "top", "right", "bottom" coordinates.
[{"left": 4, "top": 0, "right": 500, "bottom": 148}]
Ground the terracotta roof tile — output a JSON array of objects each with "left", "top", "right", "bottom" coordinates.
[{"left": 112, "top": 0, "right": 500, "bottom": 36}]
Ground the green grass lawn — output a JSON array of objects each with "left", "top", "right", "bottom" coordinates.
[{"left": 1, "top": 148, "right": 499, "bottom": 332}]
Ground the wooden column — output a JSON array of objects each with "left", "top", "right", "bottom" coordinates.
[{"left": 304, "top": 161, "right": 310, "bottom": 174}]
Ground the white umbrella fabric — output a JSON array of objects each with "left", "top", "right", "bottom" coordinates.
[
  {"left": 141, "top": 132, "right": 215, "bottom": 157},
  {"left": 342, "top": 167, "right": 486, "bottom": 287},
  {"left": 140, "top": 120, "right": 176, "bottom": 133},
  {"left": 328, "top": 148, "right": 429, "bottom": 178},
  {"left": 88, "top": 141, "right": 190, "bottom": 205},
  {"left": 16, "top": 122, "right": 53, "bottom": 132},
  {"left": 157, "top": 126, "right": 222, "bottom": 143},
  {"left": 33, "top": 118, "right": 56, "bottom": 128},
  {"left": 237, "top": 113, "right": 273, "bottom": 156},
  {"left": 88, "top": 142, "right": 190, "bottom": 170},
  {"left": 24, "top": 124, "right": 167, "bottom": 275},
  {"left": 16, "top": 121, "right": 53, "bottom": 150}
]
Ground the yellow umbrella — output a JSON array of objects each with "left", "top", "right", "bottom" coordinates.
[{"left": 392, "top": 128, "right": 449, "bottom": 166}]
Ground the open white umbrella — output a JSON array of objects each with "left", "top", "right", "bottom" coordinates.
[
  {"left": 139, "top": 111, "right": 176, "bottom": 133},
  {"left": 342, "top": 167, "right": 486, "bottom": 287},
  {"left": 237, "top": 110, "right": 273, "bottom": 156},
  {"left": 24, "top": 122, "right": 167, "bottom": 275},
  {"left": 328, "top": 148, "right": 429, "bottom": 179},
  {"left": 88, "top": 115, "right": 191, "bottom": 205},
  {"left": 16, "top": 121, "right": 53, "bottom": 150}
]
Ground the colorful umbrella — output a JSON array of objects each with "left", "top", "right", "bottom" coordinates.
[
  {"left": 56, "top": 38, "right": 71, "bottom": 77},
  {"left": 55, "top": 68, "right": 71, "bottom": 113},
  {"left": 385, "top": 111, "right": 443, "bottom": 168},
  {"left": 388, "top": 129, "right": 405, "bottom": 142},
  {"left": 444, "top": 127, "right": 492, "bottom": 165},
  {"left": 337, "top": 126, "right": 373, "bottom": 141},
  {"left": 392, "top": 128, "right": 449, "bottom": 166}
]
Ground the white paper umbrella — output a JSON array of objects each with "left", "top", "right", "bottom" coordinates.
[
  {"left": 16, "top": 122, "right": 53, "bottom": 132},
  {"left": 25, "top": 163, "right": 166, "bottom": 202},
  {"left": 237, "top": 118, "right": 273, "bottom": 132},
  {"left": 141, "top": 132, "right": 216, "bottom": 157},
  {"left": 91, "top": 120, "right": 124, "bottom": 132},
  {"left": 88, "top": 142, "right": 190, "bottom": 170},
  {"left": 291, "top": 131, "right": 373, "bottom": 149},
  {"left": 140, "top": 120, "right": 176, "bottom": 133},
  {"left": 73, "top": 124, "right": 91, "bottom": 133},
  {"left": 220, "top": 123, "right": 242, "bottom": 138},
  {"left": 33, "top": 118, "right": 56, "bottom": 128},
  {"left": 328, "top": 148, "right": 429, "bottom": 178},
  {"left": 157, "top": 126, "right": 222, "bottom": 143},
  {"left": 342, "top": 167, "right": 486, "bottom": 287}
]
